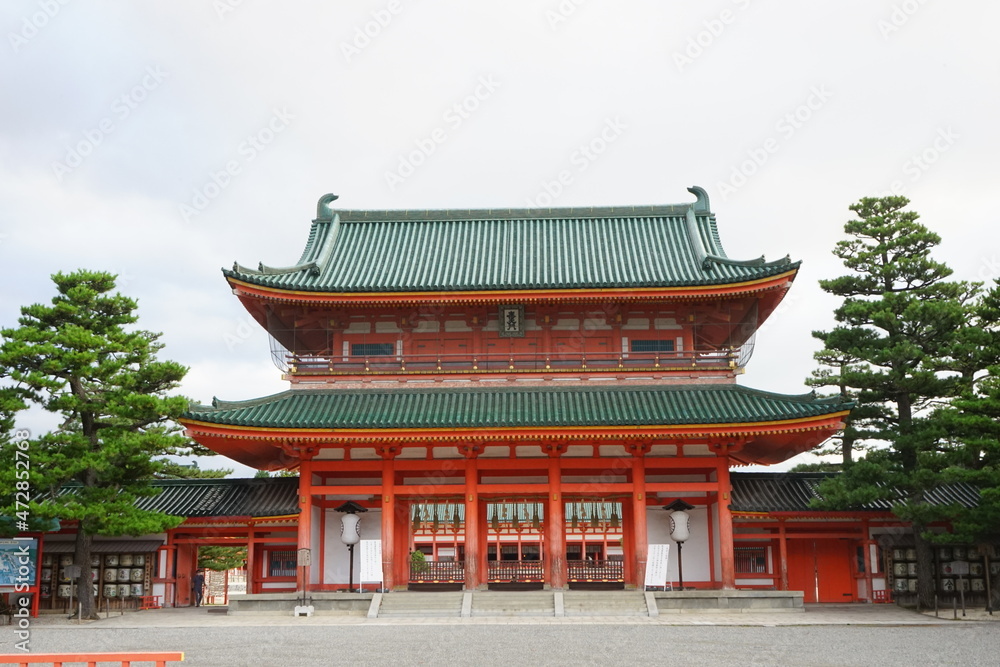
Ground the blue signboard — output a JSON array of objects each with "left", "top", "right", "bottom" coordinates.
[{"left": 0, "top": 538, "right": 38, "bottom": 589}]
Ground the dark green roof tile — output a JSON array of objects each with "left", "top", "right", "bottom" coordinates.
[
  {"left": 184, "top": 384, "right": 850, "bottom": 430},
  {"left": 225, "top": 189, "right": 797, "bottom": 293}
]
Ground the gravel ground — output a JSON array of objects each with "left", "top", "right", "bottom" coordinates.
[{"left": 3, "top": 624, "right": 999, "bottom": 667}]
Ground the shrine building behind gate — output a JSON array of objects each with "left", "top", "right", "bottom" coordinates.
[{"left": 180, "top": 187, "right": 852, "bottom": 593}]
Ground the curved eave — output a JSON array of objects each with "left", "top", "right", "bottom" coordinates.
[
  {"left": 180, "top": 410, "right": 848, "bottom": 469},
  {"left": 224, "top": 269, "right": 799, "bottom": 307}
]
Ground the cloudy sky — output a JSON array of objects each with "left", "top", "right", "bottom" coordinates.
[{"left": 2, "top": 1, "right": 997, "bottom": 476}]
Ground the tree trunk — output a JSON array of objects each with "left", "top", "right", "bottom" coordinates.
[
  {"left": 841, "top": 430, "right": 856, "bottom": 467},
  {"left": 73, "top": 528, "right": 99, "bottom": 620},
  {"left": 913, "top": 526, "right": 935, "bottom": 610}
]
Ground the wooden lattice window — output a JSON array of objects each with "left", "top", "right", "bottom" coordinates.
[
  {"left": 630, "top": 339, "right": 675, "bottom": 353},
  {"left": 350, "top": 342, "right": 394, "bottom": 357},
  {"left": 734, "top": 546, "right": 768, "bottom": 574},
  {"left": 269, "top": 550, "right": 297, "bottom": 577}
]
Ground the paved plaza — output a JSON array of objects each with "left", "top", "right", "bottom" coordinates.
[{"left": 2, "top": 605, "right": 998, "bottom": 666}]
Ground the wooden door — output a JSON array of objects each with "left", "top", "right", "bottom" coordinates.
[{"left": 787, "top": 539, "right": 855, "bottom": 603}]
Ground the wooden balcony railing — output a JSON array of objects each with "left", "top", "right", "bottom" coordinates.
[
  {"left": 409, "top": 560, "right": 465, "bottom": 583},
  {"left": 284, "top": 349, "right": 743, "bottom": 376},
  {"left": 567, "top": 559, "right": 625, "bottom": 582},
  {"left": 487, "top": 560, "right": 545, "bottom": 583},
  {"left": 0, "top": 653, "right": 184, "bottom": 666}
]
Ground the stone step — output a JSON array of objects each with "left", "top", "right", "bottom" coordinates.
[
  {"left": 472, "top": 591, "right": 554, "bottom": 616},
  {"left": 562, "top": 591, "right": 648, "bottom": 616},
  {"left": 377, "top": 592, "right": 464, "bottom": 617}
]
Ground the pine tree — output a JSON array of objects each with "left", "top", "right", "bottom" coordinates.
[
  {"left": 0, "top": 271, "right": 193, "bottom": 618},
  {"left": 198, "top": 545, "right": 247, "bottom": 571},
  {"left": 809, "top": 197, "right": 980, "bottom": 609},
  {"left": 930, "top": 280, "right": 1000, "bottom": 608}
]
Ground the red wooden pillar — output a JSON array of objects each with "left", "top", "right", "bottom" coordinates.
[
  {"left": 620, "top": 499, "right": 634, "bottom": 583},
  {"left": 297, "top": 458, "right": 313, "bottom": 592},
  {"left": 394, "top": 499, "right": 409, "bottom": 588},
  {"left": 381, "top": 455, "right": 396, "bottom": 590},
  {"left": 175, "top": 544, "right": 196, "bottom": 606},
  {"left": 163, "top": 536, "right": 177, "bottom": 606},
  {"left": 479, "top": 499, "right": 489, "bottom": 585},
  {"left": 546, "top": 454, "right": 566, "bottom": 589},
  {"left": 716, "top": 458, "right": 736, "bottom": 589},
  {"left": 861, "top": 519, "right": 874, "bottom": 602},
  {"left": 464, "top": 455, "right": 481, "bottom": 590},
  {"left": 778, "top": 518, "right": 789, "bottom": 591},
  {"left": 631, "top": 454, "right": 648, "bottom": 588},
  {"left": 246, "top": 524, "right": 256, "bottom": 596}
]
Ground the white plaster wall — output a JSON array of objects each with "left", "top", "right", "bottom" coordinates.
[
  {"left": 321, "top": 508, "right": 382, "bottom": 586},
  {"left": 646, "top": 507, "right": 712, "bottom": 585}
]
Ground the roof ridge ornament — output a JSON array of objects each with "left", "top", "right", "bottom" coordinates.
[
  {"left": 316, "top": 193, "right": 339, "bottom": 222},
  {"left": 687, "top": 185, "right": 710, "bottom": 213}
]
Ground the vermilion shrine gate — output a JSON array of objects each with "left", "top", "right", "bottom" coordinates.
[{"left": 180, "top": 187, "right": 852, "bottom": 594}]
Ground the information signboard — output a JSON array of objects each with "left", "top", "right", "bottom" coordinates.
[
  {"left": 360, "top": 540, "right": 382, "bottom": 584},
  {"left": 644, "top": 543, "right": 670, "bottom": 589}
]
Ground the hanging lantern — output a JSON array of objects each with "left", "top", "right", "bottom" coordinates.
[
  {"left": 335, "top": 501, "right": 367, "bottom": 545},
  {"left": 664, "top": 499, "right": 695, "bottom": 543}
]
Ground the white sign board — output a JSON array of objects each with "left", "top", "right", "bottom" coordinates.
[
  {"left": 644, "top": 543, "right": 671, "bottom": 589},
  {"left": 360, "top": 540, "right": 383, "bottom": 584},
  {"left": 945, "top": 561, "right": 970, "bottom": 576}
]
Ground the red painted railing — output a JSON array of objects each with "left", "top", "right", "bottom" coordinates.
[
  {"left": 284, "top": 349, "right": 742, "bottom": 375},
  {"left": 487, "top": 560, "right": 544, "bottom": 582},
  {"left": 0, "top": 653, "right": 184, "bottom": 666},
  {"left": 567, "top": 559, "right": 625, "bottom": 582},
  {"left": 409, "top": 560, "right": 465, "bottom": 583}
]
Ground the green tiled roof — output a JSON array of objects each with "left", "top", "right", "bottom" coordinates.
[
  {"left": 224, "top": 188, "right": 797, "bottom": 293},
  {"left": 184, "top": 384, "right": 850, "bottom": 430}
]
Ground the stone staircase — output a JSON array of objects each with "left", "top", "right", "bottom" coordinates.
[
  {"left": 471, "top": 590, "right": 555, "bottom": 617},
  {"left": 373, "top": 590, "right": 653, "bottom": 618},
  {"left": 376, "top": 591, "right": 464, "bottom": 618},
  {"left": 562, "top": 590, "right": 649, "bottom": 616}
]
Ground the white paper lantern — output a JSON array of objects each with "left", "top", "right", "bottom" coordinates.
[
  {"left": 669, "top": 510, "right": 691, "bottom": 543},
  {"left": 340, "top": 513, "right": 361, "bottom": 545}
]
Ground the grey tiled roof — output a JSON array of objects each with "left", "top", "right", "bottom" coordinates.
[{"left": 730, "top": 473, "right": 982, "bottom": 513}]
